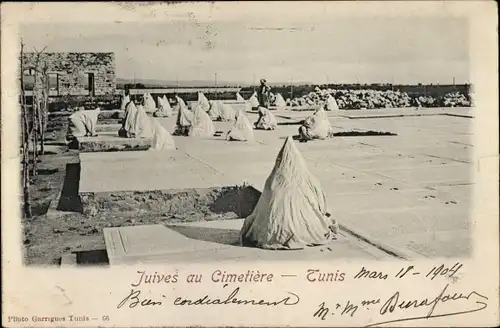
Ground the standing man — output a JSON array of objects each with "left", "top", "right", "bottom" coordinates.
[{"left": 257, "top": 79, "right": 271, "bottom": 109}]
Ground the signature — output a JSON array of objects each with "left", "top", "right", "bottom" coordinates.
[
  {"left": 117, "top": 285, "right": 300, "bottom": 309},
  {"left": 369, "top": 284, "right": 488, "bottom": 326},
  {"left": 313, "top": 284, "right": 488, "bottom": 326}
]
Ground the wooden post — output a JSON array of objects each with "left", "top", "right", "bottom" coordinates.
[{"left": 20, "top": 41, "right": 32, "bottom": 218}]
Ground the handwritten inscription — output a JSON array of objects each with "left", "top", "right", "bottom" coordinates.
[
  {"left": 117, "top": 284, "right": 299, "bottom": 309},
  {"left": 312, "top": 283, "right": 488, "bottom": 326},
  {"left": 117, "top": 289, "right": 165, "bottom": 309}
]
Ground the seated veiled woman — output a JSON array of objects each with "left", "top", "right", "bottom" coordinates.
[
  {"left": 118, "top": 101, "right": 153, "bottom": 138},
  {"left": 220, "top": 103, "right": 236, "bottom": 121},
  {"left": 67, "top": 106, "right": 101, "bottom": 140},
  {"left": 298, "top": 105, "right": 331, "bottom": 142},
  {"left": 154, "top": 95, "right": 173, "bottom": 117},
  {"left": 173, "top": 101, "right": 194, "bottom": 136},
  {"left": 254, "top": 106, "right": 278, "bottom": 130},
  {"left": 227, "top": 110, "right": 254, "bottom": 142},
  {"left": 188, "top": 104, "right": 215, "bottom": 137},
  {"left": 208, "top": 100, "right": 223, "bottom": 121},
  {"left": 149, "top": 119, "right": 176, "bottom": 151}
]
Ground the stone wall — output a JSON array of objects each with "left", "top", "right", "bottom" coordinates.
[{"left": 22, "top": 52, "right": 116, "bottom": 96}]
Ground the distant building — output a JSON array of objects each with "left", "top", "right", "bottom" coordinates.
[{"left": 22, "top": 52, "right": 116, "bottom": 97}]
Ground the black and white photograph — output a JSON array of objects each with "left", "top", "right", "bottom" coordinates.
[
  {"left": 1, "top": 2, "right": 498, "bottom": 327},
  {"left": 16, "top": 4, "right": 477, "bottom": 266}
]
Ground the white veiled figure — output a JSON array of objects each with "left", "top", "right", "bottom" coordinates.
[
  {"left": 120, "top": 94, "right": 130, "bottom": 110},
  {"left": 176, "top": 100, "right": 193, "bottom": 127},
  {"left": 299, "top": 106, "right": 331, "bottom": 140},
  {"left": 255, "top": 106, "right": 278, "bottom": 130},
  {"left": 143, "top": 93, "right": 157, "bottom": 113},
  {"left": 236, "top": 92, "right": 245, "bottom": 101},
  {"left": 220, "top": 103, "right": 236, "bottom": 121},
  {"left": 198, "top": 92, "right": 210, "bottom": 112},
  {"left": 176, "top": 95, "right": 187, "bottom": 109},
  {"left": 249, "top": 92, "right": 259, "bottom": 108},
  {"left": 240, "top": 136, "right": 336, "bottom": 249},
  {"left": 275, "top": 93, "right": 286, "bottom": 110},
  {"left": 163, "top": 95, "right": 173, "bottom": 116},
  {"left": 188, "top": 104, "right": 216, "bottom": 137},
  {"left": 227, "top": 109, "right": 255, "bottom": 142},
  {"left": 149, "top": 119, "right": 176, "bottom": 151},
  {"left": 326, "top": 94, "right": 339, "bottom": 111},
  {"left": 208, "top": 100, "right": 223, "bottom": 120},
  {"left": 155, "top": 95, "right": 173, "bottom": 117},
  {"left": 119, "top": 102, "right": 154, "bottom": 138},
  {"left": 67, "top": 107, "right": 101, "bottom": 138}
]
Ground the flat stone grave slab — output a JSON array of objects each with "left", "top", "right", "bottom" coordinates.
[
  {"left": 103, "top": 220, "right": 392, "bottom": 265},
  {"left": 76, "top": 131, "right": 152, "bottom": 152},
  {"left": 96, "top": 124, "right": 121, "bottom": 133},
  {"left": 79, "top": 150, "right": 239, "bottom": 194}
]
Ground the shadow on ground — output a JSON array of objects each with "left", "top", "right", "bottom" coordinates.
[
  {"left": 168, "top": 225, "right": 240, "bottom": 246},
  {"left": 57, "top": 163, "right": 83, "bottom": 212}
]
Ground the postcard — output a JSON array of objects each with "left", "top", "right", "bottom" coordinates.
[{"left": 1, "top": 1, "right": 499, "bottom": 327}]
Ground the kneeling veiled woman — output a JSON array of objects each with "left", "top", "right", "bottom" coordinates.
[
  {"left": 298, "top": 105, "right": 331, "bottom": 142},
  {"left": 227, "top": 110, "right": 255, "bottom": 142},
  {"left": 240, "top": 136, "right": 338, "bottom": 250},
  {"left": 188, "top": 104, "right": 215, "bottom": 137},
  {"left": 67, "top": 106, "right": 101, "bottom": 140},
  {"left": 118, "top": 101, "right": 153, "bottom": 138},
  {"left": 254, "top": 106, "right": 278, "bottom": 130},
  {"left": 173, "top": 100, "right": 194, "bottom": 136},
  {"left": 149, "top": 119, "right": 176, "bottom": 151}
]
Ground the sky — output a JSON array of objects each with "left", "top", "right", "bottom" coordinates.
[{"left": 19, "top": 5, "right": 470, "bottom": 85}]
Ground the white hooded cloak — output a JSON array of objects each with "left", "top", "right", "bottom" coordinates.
[
  {"left": 249, "top": 92, "right": 260, "bottom": 108},
  {"left": 149, "top": 119, "right": 176, "bottom": 151},
  {"left": 326, "top": 94, "right": 339, "bottom": 111},
  {"left": 255, "top": 106, "right": 278, "bottom": 130},
  {"left": 240, "top": 136, "right": 336, "bottom": 249},
  {"left": 68, "top": 107, "right": 101, "bottom": 138},
  {"left": 227, "top": 110, "right": 255, "bottom": 142},
  {"left": 120, "top": 102, "right": 153, "bottom": 138},
  {"left": 143, "top": 93, "right": 157, "bottom": 113},
  {"left": 236, "top": 92, "right": 245, "bottom": 101},
  {"left": 300, "top": 106, "right": 331, "bottom": 140},
  {"left": 188, "top": 104, "right": 216, "bottom": 137},
  {"left": 198, "top": 92, "right": 210, "bottom": 112},
  {"left": 275, "top": 93, "right": 287, "bottom": 110}
]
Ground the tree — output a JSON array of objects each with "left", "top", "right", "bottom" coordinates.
[{"left": 20, "top": 40, "right": 32, "bottom": 218}]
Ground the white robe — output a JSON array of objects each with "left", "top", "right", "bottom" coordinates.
[
  {"left": 301, "top": 107, "right": 331, "bottom": 140},
  {"left": 249, "top": 92, "right": 260, "bottom": 108},
  {"left": 236, "top": 92, "right": 245, "bottom": 101},
  {"left": 120, "top": 94, "right": 130, "bottom": 111},
  {"left": 120, "top": 102, "right": 153, "bottom": 138},
  {"left": 176, "top": 95, "right": 187, "bottom": 109},
  {"left": 240, "top": 136, "right": 335, "bottom": 249},
  {"left": 176, "top": 101, "right": 193, "bottom": 128},
  {"left": 189, "top": 105, "right": 216, "bottom": 137},
  {"left": 227, "top": 110, "right": 255, "bottom": 141},
  {"left": 255, "top": 107, "right": 278, "bottom": 130},
  {"left": 149, "top": 119, "right": 176, "bottom": 151},
  {"left": 143, "top": 93, "right": 157, "bottom": 113},
  {"left": 220, "top": 103, "right": 236, "bottom": 121},
  {"left": 326, "top": 94, "right": 339, "bottom": 111},
  {"left": 198, "top": 92, "right": 210, "bottom": 112},
  {"left": 275, "top": 93, "right": 286, "bottom": 110},
  {"left": 68, "top": 108, "right": 101, "bottom": 138},
  {"left": 208, "top": 100, "right": 223, "bottom": 120},
  {"left": 155, "top": 95, "right": 173, "bottom": 117}
]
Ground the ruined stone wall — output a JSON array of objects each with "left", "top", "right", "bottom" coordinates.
[{"left": 22, "top": 52, "right": 116, "bottom": 96}]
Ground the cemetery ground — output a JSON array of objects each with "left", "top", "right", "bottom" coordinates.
[{"left": 22, "top": 106, "right": 474, "bottom": 266}]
